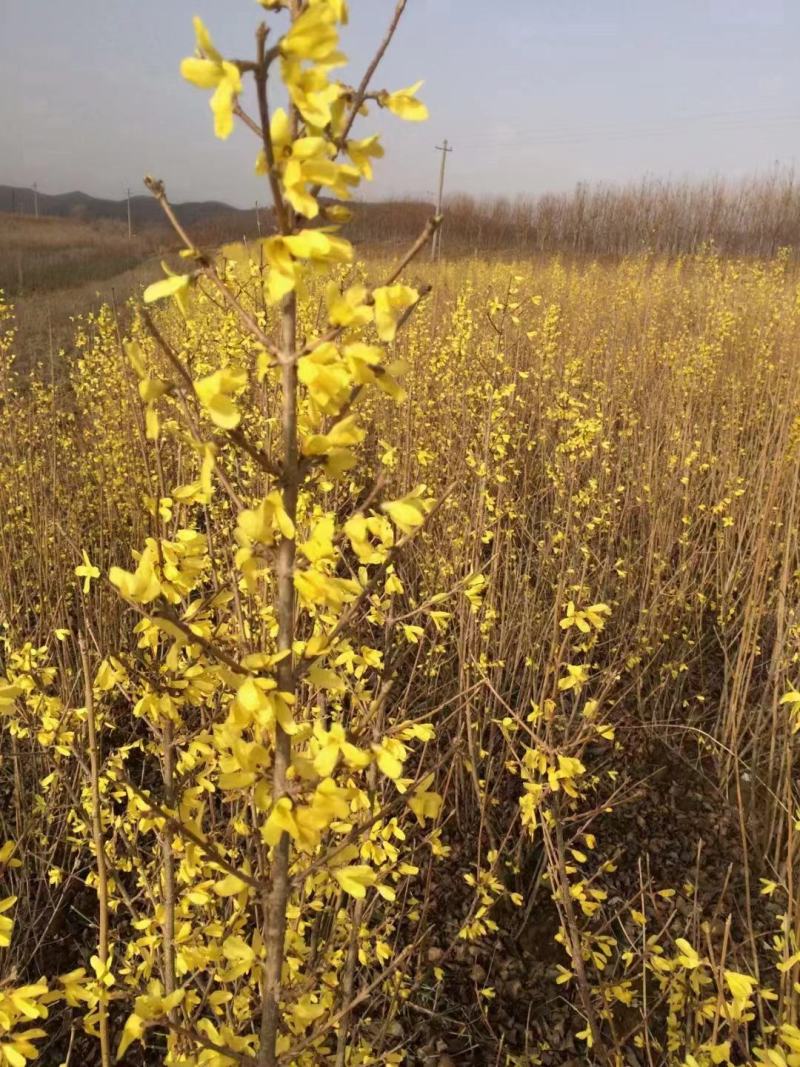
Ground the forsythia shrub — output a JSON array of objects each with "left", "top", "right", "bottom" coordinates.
[
  {"left": 1, "top": 6, "right": 800, "bottom": 1067},
  {"left": 3, "top": 4, "right": 448, "bottom": 1066}
]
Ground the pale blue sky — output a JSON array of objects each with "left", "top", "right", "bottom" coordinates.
[{"left": 1, "top": 0, "right": 799, "bottom": 207}]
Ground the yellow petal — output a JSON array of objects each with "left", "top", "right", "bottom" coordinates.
[
  {"left": 180, "top": 57, "right": 221, "bottom": 89},
  {"left": 192, "top": 16, "right": 222, "bottom": 62},
  {"left": 143, "top": 274, "right": 191, "bottom": 305},
  {"left": 383, "top": 81, "right": 429, "bottom": 122},
  {"left": 333, "top": 864, "right": 376, "bottom": 899}
]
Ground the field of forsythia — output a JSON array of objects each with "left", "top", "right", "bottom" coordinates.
[
  {"left": 2, "top": 3, "right": 800, "bottom": 1066},
  {"left": 4, "top": 249, "right": 800, "bottom": 1066}
]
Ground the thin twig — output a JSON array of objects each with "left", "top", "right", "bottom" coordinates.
[
  {"left": 336, "top": 0, "right": 409, "bottom": 150},
  {"left": 78, "top": 634, "right": 111, "bottom": 1067},
  {"left": 122, "top": 777, "right": 266, "bottom": 893}
]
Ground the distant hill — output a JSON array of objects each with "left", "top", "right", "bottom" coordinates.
[
  {"left": 8, "top": 175, "right": 800, "bottom": 259},
  {"left": 0, "top": 184, "right": 435, "bottom": 248},
  {"left": 0, "top": 184, "right": 256, "bottom": 234}
]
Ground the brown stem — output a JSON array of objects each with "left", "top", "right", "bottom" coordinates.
[
  {"left": 279, "top": 945, "right": 419, "bottom": 1064},
  {"left": 334, "top": 682, "right": 386, "bottom": 1064},
  {"left": 336, "top": 0, "right": 409, "bottom": 151},
  {"left": 383, "top": 216, "right": 441, "bottom": 285},
  {"left": 258, "top": 290, "right": 299, "bottom": 1066},
  {"left": 296, "top": 480, "right": 455, "bottom": 676},
  {"left": 335, "top": 898, "right": 364, "bottom": 1066},
  {"left": 547, "top": 804, "right": 609, "bottom": 1064},
  {"left": 143, "top": 177, "right": 285, "bottom": 364},
  {"left": 79, "top": 634, "right": 111, "bottom": 1067},
  {"left": 122, "top": 777, "right": 266, "bottom": 893},
  {"left": 295, "top": 219, "right": 438, "bottom": 361},
  {"left": 254, "top": 23, "right": 290, "bottom": 236},
  {"left": 160, "top": 718, "right": 178, "bottom": 1012}
]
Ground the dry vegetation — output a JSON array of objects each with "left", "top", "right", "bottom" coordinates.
[
  {"left": 0, "top": 215, "right": 168, "bottom": 369},
  {"left": 1, "top": 5, "right": 800, "bottom": 1067},
  {"left": 8, "top": 168, "right": 800, "bottom": 372},
  {"left": 349, "top": 170, "right": 800, "bottom": 259},
  {"left": 0, "top": 214, "right": 160, "bottom": 296},
  {"left": 3, "top": 243, "right": 800, "bottom": 1067}
]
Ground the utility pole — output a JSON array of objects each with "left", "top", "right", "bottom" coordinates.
[
  {"left": 127, "top": 187, "right": 133, "bottom": 239},
  {"left": 432, "top": 139, "right": 452, "bottom": 260},
  {"left": 32, "top": 182, "right": 39, "bottom": 218}
]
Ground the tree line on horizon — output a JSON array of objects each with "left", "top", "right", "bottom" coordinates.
[{"left": 5, "top": 169, "right": 800, "bottom": 258}]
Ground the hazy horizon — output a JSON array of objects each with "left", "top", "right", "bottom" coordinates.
[{"left": 2, "top": 0, "right": 799, "bottom": 210}]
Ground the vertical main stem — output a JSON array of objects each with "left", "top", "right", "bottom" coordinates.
[
  {"left": 259, "top": 291, "right": 298, "bottom": 1067},
  {"left": 335, "top": 898, "right": 364, "bottom": 1066},
  {"left": 160, "top": 719, "right": 177, "bottom": 1009},
  {"left": 79, "top": 635, "right": 111, "bottom": 1067},
  {"left": 550, "top": 804, "right": 608, "bottom": 1065}
]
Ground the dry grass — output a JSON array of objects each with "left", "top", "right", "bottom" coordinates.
[
  {"left": 1, "top": 247, "right": 799, "bottom": 1062},
  {"left": 0, "top": 213, "right": 162, "bottom": 295},
  {"left": 9, "top": 259, "right": 163, "bottom": 372},
  {"left": 8, "top": 167, "right": 800, "bottom": 340},
  {"left": 0, "top": 214, "right": 167, "bottom": 369}
]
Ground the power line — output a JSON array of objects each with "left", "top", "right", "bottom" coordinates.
[
  {"left": 459, "top": 105, "right": 800, "bottom": 145},
  {"left": 484, "top": 118, "right": 800, "bottom": 154},
  {"left": 433, "top": 139, "right": 452, "bottom": 260},
  {"left": 455, "top": 109, "right": 800, "bottom": 151}
]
